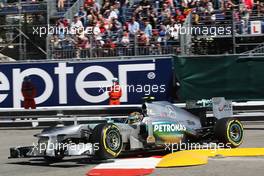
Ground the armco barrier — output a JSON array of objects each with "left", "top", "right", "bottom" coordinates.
[{"left": 1, "top": 101, "right": 264, "bottom": 128}]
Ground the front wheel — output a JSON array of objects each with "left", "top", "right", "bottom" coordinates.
[
  {"left": 214, "top": 118, "right": 244, "bottom": 148},
  {"left": 44, "top": 154, "right": 64, "bottom": 163},
  {"left": 91, "top": 123, "right": 123, "bottom": 160}
]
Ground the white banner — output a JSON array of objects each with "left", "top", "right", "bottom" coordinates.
[{"left": 250, "top": 21, "right": 262, "bottom": 35}]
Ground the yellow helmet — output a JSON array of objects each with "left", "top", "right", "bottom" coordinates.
[{"left": 128, "top": 112, "right": 143, "bottom": 124}]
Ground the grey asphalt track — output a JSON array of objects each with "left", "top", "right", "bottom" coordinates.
[{"left": 0, "top": 122, "right": 264, "bottom": 176}]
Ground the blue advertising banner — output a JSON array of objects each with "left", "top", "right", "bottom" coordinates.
[{"left": 0, "top": 58, "right": 173, "bottom": 108}]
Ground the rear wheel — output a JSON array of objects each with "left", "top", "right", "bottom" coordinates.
[
  {"left": 214, "top": 118, "right": 244, "bottom": 148},
  {"left": 91, "top": 123, "right": 123, "bottom": 160}
]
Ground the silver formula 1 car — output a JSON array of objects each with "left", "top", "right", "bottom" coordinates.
[{"left": 9, "top": 97, "right": 244, "bottom": 162}]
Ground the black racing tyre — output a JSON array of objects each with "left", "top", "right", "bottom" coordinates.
[
  {"left": 91, "top": 123, "right": 123, "bottom": 160},
  {"left": 44, "top": 155, "right": 64, "bottom": 163},
  {"left": 214, "top": 118, "right": 244, "bottom": 148},
  {"left": 43, "top": 148, "right": 65, "bottom": 163},
  {"left": 40, "top": 140, "right": 65, "bottom": 163}
]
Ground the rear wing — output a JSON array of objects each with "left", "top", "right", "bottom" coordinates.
[
  {"left": 212, "top": 97, "right": 233, "bottom": 119},
  {"left": 186, "top": 97, "right": 233, "bottom": 119}
]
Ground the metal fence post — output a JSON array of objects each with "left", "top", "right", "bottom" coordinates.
[
  {"left": 89, "top": 35, "right": 93, "bottom": 59},
  {"left": 46, "top": 0, "right": 50, "bottom": 60},
  {"left": 180, "top": 13, "right": 192, "bottom": 55},
  {"left": 232, "top": 11, "right": 236, "bottom": 54},
  {"left": 134, "top": 34, "right": 138, "bottom": 56}
]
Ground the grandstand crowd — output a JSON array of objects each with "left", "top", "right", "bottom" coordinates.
[
  {"left": 48, "top": 0, "right": 264, "bottom": 58},
  {"left": 51, "top": 0, "right": 184, "bottom": 58},
  {"left": 1, "top": 0, "right": 263, "bottom": 58},
  {"left": 0, "top": 0, "right": 77, "bottom": 11}
]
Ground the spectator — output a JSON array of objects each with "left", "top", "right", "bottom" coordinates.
[
  {"left": 76, "top": 35, "right": 89, "bottom": 49},
  {"left": 113, "top": 1, "right": 121, "bottom": 16},
  {"left": 101, "top": 0, "right": 111, "bottom": 15},
  {"left": 57, "top": 17, "right": 69, "bottom": 28},
  {"left": 128, "top": 17, "right": 140, "bottom": 35},
  {"left": 0, "top": 0, "right": 7, "bottom": 8},
  {"left": 240, "top": 5, "right": 250, "bottom": 34},
  {"left": 84, "top": 0, "right": 95, "bottom": 8},
  {"left": 143, "top": 20, "right": 152, "bottom": 38},
  {"left": 74, "top": 28, "right": 90, "bottom": 58},
  {"left": 103, "top": 38, "right": 116, "bottom": 56},
  {"left": 109, "top": 18, "right": 122, "bottom": 34},
  {"left": 108, "top": 6, "right": 118, "bottom": 20},
  {"left": 120, "top": 31, "right": 130, "bottom": 47},
  {"left": 139, "top": 0, "right": 151, "bottom": 16},
  {"left": 93, "top": 24, "right": 105, "bottom": 47},
  {"left": 51, "top": 35, "right": 62, "bottom": 49},
  {"left": 76, "top": 6, "right": 87, "bottom": 27},
  {"left": 138, "top": 31, "right": 149, "bottom": 46},
  {"left": 256, "top": 1, "right": 264, "bottom": 16},
  {"left": 58, "top": 0, "right": 65, "bottom": 11},
  {"left": 71, "top": 15, "right": 84, "bottom": 34},
  {"left": 157, "top": 25, "right": 168, "bottom": 45}
]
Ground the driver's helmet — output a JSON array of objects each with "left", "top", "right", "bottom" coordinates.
[
  {"left": 112, "top": 77, "right": 119, "bottom": 83},
  {"left": 128, "top": 112, "right": 143, "bottom": 124}
]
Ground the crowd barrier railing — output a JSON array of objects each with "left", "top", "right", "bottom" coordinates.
[{"left": 50, "top": 45, "right": 180, "bottom": 59}]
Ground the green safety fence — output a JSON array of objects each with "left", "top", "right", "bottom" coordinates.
[{"left": 174, "top": 55, "right": 264, "bottom": 101}]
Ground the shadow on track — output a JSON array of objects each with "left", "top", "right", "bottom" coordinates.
[
  {"left": 6, "top": 149, "right": 169, "bottom": 167},
  {"left": 244, "top": 128, "right": 264, "bottom": 130},
  {"left": 6, "top": 157, "right": 113, "bottom": 168}
]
